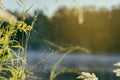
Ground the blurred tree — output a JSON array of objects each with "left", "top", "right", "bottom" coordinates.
[
  {"left": 12, "top": 6, "right": 120, "bottom": 53},
  {"left": 110, "top": 8, "right": 120, "bottom": 51},
  {"left": 51, "top": 6, "right": 120, "bottom": 52}
]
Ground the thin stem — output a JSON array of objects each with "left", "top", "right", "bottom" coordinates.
[{"left": 50, "top": 48, "right": 76, "bottom": 80}]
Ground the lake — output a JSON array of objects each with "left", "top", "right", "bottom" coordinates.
[{"left": 26, "top": 51, "right": 120, "bottom": 80}]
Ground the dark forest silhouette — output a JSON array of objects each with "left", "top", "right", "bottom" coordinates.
[{"left": 13, "top": 6, "right": 120, "bottom": 53}]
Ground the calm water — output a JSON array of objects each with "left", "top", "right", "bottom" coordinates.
[{"left": 26, "top": 51, "right": 120, "bottom": 80}]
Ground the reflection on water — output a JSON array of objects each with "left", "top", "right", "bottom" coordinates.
[{"left": 26, "top": 51, "right": 120, "bottom": 80}]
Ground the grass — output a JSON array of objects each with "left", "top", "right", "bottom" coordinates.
[{"left": 0, "top": 6, "right": 33, "bottom": 79}]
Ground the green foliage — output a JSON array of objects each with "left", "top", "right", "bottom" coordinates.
[{"left": 0, "top": 18, "right": 32, "bottom": 80}]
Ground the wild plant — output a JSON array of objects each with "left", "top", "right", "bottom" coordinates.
[{"left": 0, "top": 7, "right": 33, "bottom": 80}]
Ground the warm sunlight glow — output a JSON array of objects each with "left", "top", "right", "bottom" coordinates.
[{"left": 78, "top": 11, "right": 84, "bottom": 24}]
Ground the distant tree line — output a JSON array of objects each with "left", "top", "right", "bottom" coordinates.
[{"left": 13, "top": 6, "right": 120, "bottom": 53}]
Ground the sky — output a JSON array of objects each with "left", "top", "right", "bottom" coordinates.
[{"left": 3, "top": 0, "right": 120, "bottom": 16}]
